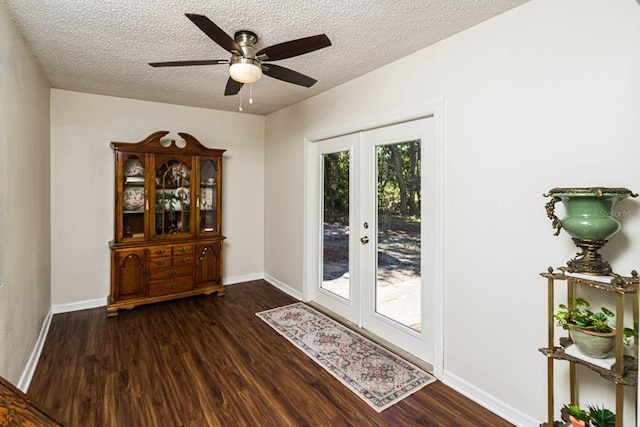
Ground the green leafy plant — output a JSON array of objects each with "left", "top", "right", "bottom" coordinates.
[
  {"left": 564, "top": 404, "right": 589, "bottom": 422},
  {"left": 555, "top": 297, "right": 638, "bottom": 343},
  {"left": 155, "top": 192, "right": 180, "bottom": 228},
  {"left": 623, "top": 327, "right": 638, "bottom": 346},
  {"left": 554, "top": 298, "right": 614, "bottom": 333},
  {"left": 587, "top": 405, "right": 615, "bottom": 427}
]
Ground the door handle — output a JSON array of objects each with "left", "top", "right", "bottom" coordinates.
[{"left": 360, "top": 236, "right": 369, "bottom": 244}]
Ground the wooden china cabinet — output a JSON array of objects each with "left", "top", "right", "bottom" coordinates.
[{"left": 108, "top": 131, "right": 225, "bottom": 316}]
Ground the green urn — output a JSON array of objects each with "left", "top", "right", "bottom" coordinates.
[{"left": 545, "top": 187, "right": 637, "bottom": 275}]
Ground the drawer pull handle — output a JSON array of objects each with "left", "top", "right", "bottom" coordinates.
[
  {"left": 178, "top": 247, "right": 188, "bottom": 253},
  {"left": 167, "top": 284, "right": 178, "bottom": 290},
  {"left": 168, "top": 269, "right": 177, "bottom": 276},
  {"left": 155, "top": 260, "right": 165, "bottom": 266},
  {"left": 178, "top": 257, "right": 188, "bottom": 263},
  {"left": 155, "top": 249, "right": 166, "bottom": 255}
]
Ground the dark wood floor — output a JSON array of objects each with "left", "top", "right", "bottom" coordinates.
[{"left": 27, "top": 280, "right": 513, "bottom": 426}]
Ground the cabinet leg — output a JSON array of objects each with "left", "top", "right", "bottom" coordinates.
[{"left": 203, "top": 288, "right": 225, "bottom": 297}]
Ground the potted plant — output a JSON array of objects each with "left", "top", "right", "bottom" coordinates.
[
  {"left": 564, "top": 404, "right": 589, "bottom": 427},
  {"left": 587, "top": 405, "right": 615, "bottom": 427},
  {"left": 563, "top": 404, "right": 616, "bottom": 427},
  {"left": 554, "top": 297, "right": 616, "bottom": 359},
  {"left": 155, "top": 192, "right": 181, "bottom": 233}
]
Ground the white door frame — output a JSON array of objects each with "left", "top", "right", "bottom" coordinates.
[{"left": 302, "top": 99, "right": 445, "bottom": 376}]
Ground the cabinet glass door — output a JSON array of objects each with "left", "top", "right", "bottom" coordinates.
[
  {"left": 153, "top": 156, "right": 192, "bottom": 237},
  {"left": 121, "top": 154, "right": 146, "bottom": 240},
  {"left": 199, "top": 159, "right": 219, "bottom": 234}
]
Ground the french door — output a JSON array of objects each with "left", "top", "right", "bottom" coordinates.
[{"left": 306, "top": 117, "right": 439, "bottom": 365}]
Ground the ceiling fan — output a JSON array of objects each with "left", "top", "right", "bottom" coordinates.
[{"left": 149, "top": 14, "right": 332, "bottom": 96}]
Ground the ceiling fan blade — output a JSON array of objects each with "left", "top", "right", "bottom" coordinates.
[
  {"left": 257, "top": 34, "right": 331, "bottom": 61},
  {"left": 149, "top": 59, "right": 228, "bottom": 67},
  {"left": 262, "top": 64, "right": 317, "bottom": 88},
  {"left": 185, "top": 13, "right": 242, "bottom": 54},
  {"left": 224, "top": 77, "right": 244, "bottom": 96}
]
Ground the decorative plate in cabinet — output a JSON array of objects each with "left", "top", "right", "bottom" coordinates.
[
  {"left": 124, "top": 158, "right": 144, "bottom": 177},
  {"left": 123, "top": 187, "right": 145, "bottom": 210}
]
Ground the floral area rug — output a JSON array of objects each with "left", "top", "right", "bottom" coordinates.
[{"left": 256, "top": 302, "right": 436, "bottom": 412}]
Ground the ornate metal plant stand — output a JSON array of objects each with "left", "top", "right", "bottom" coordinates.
[{"left": 539, "top": 268, "right": 638, "bottom": 427}]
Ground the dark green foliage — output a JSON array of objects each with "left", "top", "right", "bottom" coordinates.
[
  {"left": 323, "top": 151, "right": 350, "bottom": 222},
  {"left": 322, "top": 140, "right": 422, "bottom": 221},
  {"left": 377, "top": 141, "right": 421, "bottom": 216},
  {"left": 587, "top": 405, "right": 615, "bottom": 427}
]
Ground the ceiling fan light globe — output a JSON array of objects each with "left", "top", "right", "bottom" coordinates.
[{"left": 229, "top": 60, "right": 262, "bottom": 83}]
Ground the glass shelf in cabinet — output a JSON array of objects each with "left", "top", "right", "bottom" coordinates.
[{"left": 124, "top": 177, "right": 145, "bottom": 185}]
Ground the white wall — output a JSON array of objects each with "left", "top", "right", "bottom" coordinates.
[
  {"left": 264, "top": 0, "right": 640, "bottom": 424},
  {"left": 50, "top": 90, "right": 265, "bottom": 306},
  {"left": 0, "top": 2, "right": 51, "bottom": 384}
]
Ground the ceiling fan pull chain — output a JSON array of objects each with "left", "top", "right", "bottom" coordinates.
[
  {"left": 249, "top": 82, "right": 253, "bottom": 105},
  {"left": 238, "top": 91, "right": 243, "bottom": 112}
]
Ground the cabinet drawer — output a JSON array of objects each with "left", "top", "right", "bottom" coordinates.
[
  {"left": 173, "top": 255, "right": 193, "bottom": 266},
  {"left": 172, "top": 244, "right": 194, "bottom": 256},
  {"left": 148, "top": 264, "right": 193, "bottom": 281},
  {"left": 149, "top": 245, "right": 173, "bottom": 258},
  {"left": 150, "top": 257, "right": 171, "bottom": 267},
  {"left": 152, "top": 255, "right": 192, "bottom": 268},
  {"left": 149, "top": 277, "right": 193, "bottom": 297}
]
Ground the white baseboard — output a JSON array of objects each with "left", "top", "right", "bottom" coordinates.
[
  {"left": 17, "top": 307, "right": 53, "bottom": 392},
  {"left": 19, "top": 298, "right": 107, "bottom": 391},
  {"left": 440, "top": 370, "right": 540, "bottom": 427},
  {"left": 263, "top": 273, "right": 303, "bottom": 300},
  {"left": 50, "top": 274, "right": 265, "bottom": 314},
  {"left": 49, "top": 274, "right": 286, "bottom": 314},
  {"left": 51, "top": 297, "right": 107, "bottom": 314},
  {"left": 223, "top": 272, "right": 264, "bottom": 285}
]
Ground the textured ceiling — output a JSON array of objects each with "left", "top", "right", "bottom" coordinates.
[{"left": 4, "top": 0, "right": 530, "bottom": 115}]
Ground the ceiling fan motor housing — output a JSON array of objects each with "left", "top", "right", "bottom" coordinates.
[{"left": 234, "top": 30, "right": 259, "bottom": 57}]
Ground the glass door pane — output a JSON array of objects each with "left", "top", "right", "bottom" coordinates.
[
  {"left": 122, "top": 155, "right": 146, "bottom": 239},
  {"left": 154, "top": 158, "right": 191, "bottom": 236},
  {"left": 321, "top": 150, "right": 350, "bottom": 300},
  {"left": 199, "top": 159, "right": 218, "bottom": 233},
  {"left": 375, "top": 140, "right": 422, "bottom": 331}
]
